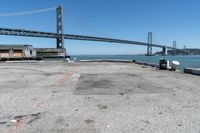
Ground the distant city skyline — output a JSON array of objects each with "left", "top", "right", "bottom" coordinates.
[{"left": 0, "top": 0, "right": 200, "bottom": 55}]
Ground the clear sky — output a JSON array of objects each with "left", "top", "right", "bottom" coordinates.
[{"left": 0, "top": 0, "right": 199, "bottom": 55}]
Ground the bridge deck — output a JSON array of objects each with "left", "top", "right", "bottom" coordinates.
[{"left": 0, "top": 27, "right": 174, "bottom": 49}]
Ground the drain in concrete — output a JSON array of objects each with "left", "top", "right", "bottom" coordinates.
[
  {"left": 97, "top": 104, "right": 108, "bottom": 109},
  {"left": 84, "top": 119, "right": 94, "bottom": 124}
]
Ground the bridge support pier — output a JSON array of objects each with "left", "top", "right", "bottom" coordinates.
[
  {"left": 162, "top": 46, "right": 168, "bottom": 56},
  {"left": 56, "top": 6, "right": 64, "bottom": 49},
  {"left": 173, "top": 41, "right": 176, "bottom": 55},
  {"left": 147, "top": 32, "right": 152, "bottom": 56}
]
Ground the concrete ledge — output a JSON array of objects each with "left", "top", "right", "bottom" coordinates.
[
  {"left": 0, "top": 57, "right": 42, "bottom": 61},
  {"left": 184, "top": 68, "right": 200, "bottom": 76},
  {"left": 80, "top": 59, "right": 159, "bottom": 67},
  {"left": 135, "top": 61, "right": 159, "bottom": 67},
  {"left": 80, "top": 59, "right": 134, "bottom": 63},
  {"left": 6, "top": 60, "right": 45, "bottom": 63}
]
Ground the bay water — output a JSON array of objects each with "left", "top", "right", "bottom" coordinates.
[{"left": 71, "top": 55, "right": 200, "bottom": 71}]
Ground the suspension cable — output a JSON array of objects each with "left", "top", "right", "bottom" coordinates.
[
  {"left": 0, "top": 7, "right": 57, "bottom": 17},
  {"left": 65, "top": 10, "right": 114, "bottom": 38}
]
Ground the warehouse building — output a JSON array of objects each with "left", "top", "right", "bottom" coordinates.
[{"left": 0, "top": 45, "right": 36, "bottom": 59}]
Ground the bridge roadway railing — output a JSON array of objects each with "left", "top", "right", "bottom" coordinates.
[{"left": 0, "top": 27, "right": 174, "bottom": 49}]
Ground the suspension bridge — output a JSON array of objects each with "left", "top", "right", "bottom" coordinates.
[{"left": 0, "top": 5, "right": 187, "bottom": 56}]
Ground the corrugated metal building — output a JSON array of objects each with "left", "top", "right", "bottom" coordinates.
[{"left": 0, "top": 45, "right": 36, "bottom": 58}]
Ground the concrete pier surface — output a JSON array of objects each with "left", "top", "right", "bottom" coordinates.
[{"left": 0, "top": 62, "right": 200, "bottom": 133}]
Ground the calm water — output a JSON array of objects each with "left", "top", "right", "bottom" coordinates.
[{"left": 71, "top": 55, "right": 200, "bottom": 71}]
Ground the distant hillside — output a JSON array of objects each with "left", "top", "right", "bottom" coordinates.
[{"left": 154, "top": 49, "right": 200, "bottom": 55}]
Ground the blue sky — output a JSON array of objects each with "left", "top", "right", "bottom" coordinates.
[{"left": 0, "top": 0, "right": 200, "bottom": 55}]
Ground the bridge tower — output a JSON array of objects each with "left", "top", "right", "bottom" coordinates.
[
  {"left": 173, "top": 41, "right": 176, "bottom": 55},
  {"left": 147, "top": 32, "right": 153, "bottom": 56},
  {"left": 173, "top": 41, "right": 177, "bottom": 49},
  {"left": 163, "top": 46, "right": 168, "bottom": 56},
  {"left": 56, "top": 5, "right": 64, "bottom": 49}
]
